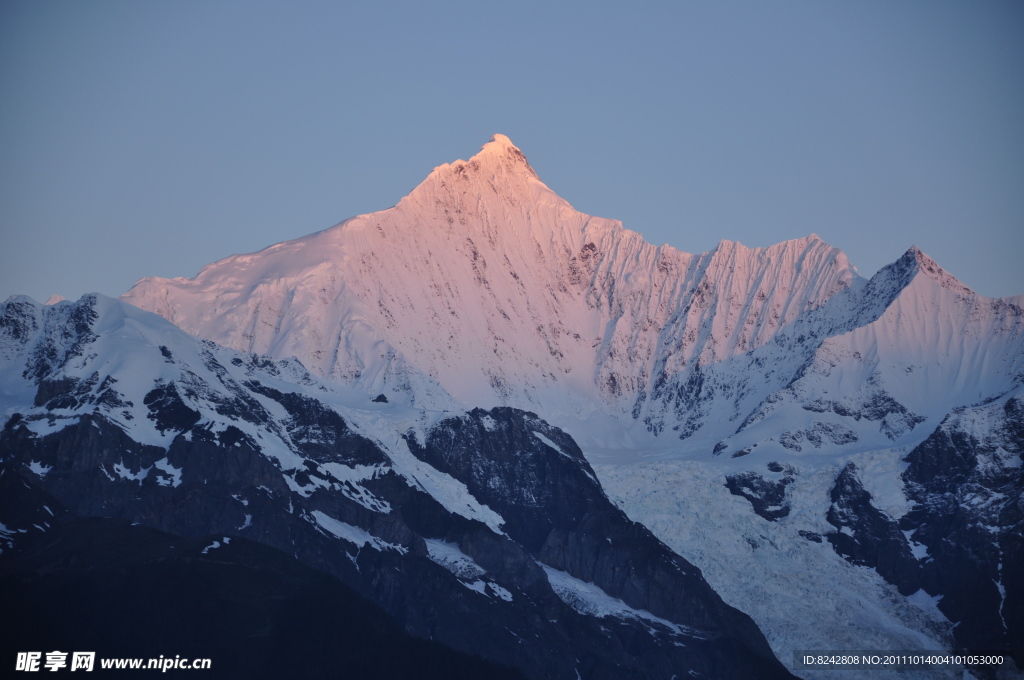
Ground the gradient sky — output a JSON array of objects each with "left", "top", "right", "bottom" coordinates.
[{"left": 2, "top": 0, "right": 1022, "bottom": 303}]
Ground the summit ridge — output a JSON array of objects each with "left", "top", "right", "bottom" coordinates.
[
  {"left": 122, "top": 136, "right": 867, "bottom": 447},
  {"left": 121, "top": 137, "right": 1017, "bottom": 455}
]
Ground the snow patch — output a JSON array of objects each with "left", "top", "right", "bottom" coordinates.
[
  {"left": 425, "top": 538, "right": 513, "bottom": 601},
  {"left": 372, "top": 431, "right": 506, "bottom": 534},
  {"left": 903, "top": 530, "right": 930, "bottom": 560},
  {"left": 310, "top": 510, "right": 407, "bottom": 554},
  {"left": 462, "top": 579, "right": 489, "bottom": 596},
  {"left": 26, "top": 460, "right": 52, "bottom": 478},
  {"left": 153, "top": 457, "right": 183, "bottom": 488},
  {"left": 112, "top": 461, "right": 150, "bottom": 484},
  {"left": 319, "top": 462, "right": 392, "bottom": 513},
  {"left": 425, "top": 538, "right": 486, "bottom": 580},
  {"left": 486, "top": 581, "right": 513, "bottom": 602},
  {"left": 460, "top": 580, "right": 513, "bottom": 601},
  {"left": 532, "top": 431, "right": 571, "bottom": 460},
  {"left": 23, "top": 417, "right": 75, "bottom": 438},
  {"left": 541, "top": 564, "right": 701, "bottom": 638}
]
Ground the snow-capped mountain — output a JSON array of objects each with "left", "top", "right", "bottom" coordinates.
[
  {"left": 656, "top": 244, "right": 1023, "bottom": 674},
  {"left": 0, "top": 294, "right": 792, "bottom": 680},
  {"left": 7, "top": 135, "right": 1022, "bottom": 678},
  {"left": 121, "top": 134, "right": 863, "bottom": 450}
]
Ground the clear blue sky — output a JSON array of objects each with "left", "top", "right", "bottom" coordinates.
[{"left": 2, "top": 0, "right": 1022, "bottom": 301}]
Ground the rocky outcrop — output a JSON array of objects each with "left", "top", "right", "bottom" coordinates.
[
  {"left": 406, "top": 407, "right": 789, "bottom": 668},
  {"left": 725, "top": 465, "right": 795, "bottom": 521},
  {"left": 824, "top": 463, "right": 921, "bottom": 596},
  {"left": 901, "top": 397, "right": 1024, "bottom": 667}
]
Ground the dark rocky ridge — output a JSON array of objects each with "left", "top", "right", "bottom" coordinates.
[
  {"left": 824, "top": 463, "right": 921, "bottom": 596},
  {"left": 813, "top": 398, "right": 1023, "bottom": 675},
  {"left": 901, "top": 397, "right": 1024, "bottom": 668},
  {"left": 406, "top": 408, "right": 785, "bottom": 649},
  {"left": 0, "top": 479, "right": 522, "bottom": 680}
]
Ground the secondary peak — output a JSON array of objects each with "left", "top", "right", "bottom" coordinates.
[{"left": 896, "top": 245, "right": 975, "bottom": 296}]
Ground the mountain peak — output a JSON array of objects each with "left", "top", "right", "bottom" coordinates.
[
  {"left": 465, "top": 133, "right": 538, "bottom": 178},
  {"left": 890, "top": 245, "right": 975, "bottom": 297},
  {"left": 485, "top": 133, "right": 518, "bottom": 150},
  {"left": 394, "top": 134, "right": 547, "bottom": 216}
]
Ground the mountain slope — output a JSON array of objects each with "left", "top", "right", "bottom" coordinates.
[
  {"left": 723, "top": 245, "right": 1024, "bottom": 461},
  {"left": 0, "top": 294, "right": 794, "bottom": 680},
  {"left": 599, "top": 248, "right": 1024, "bottom": 677},
  {"left": 0, "top": 505, "right": 523, "bottom": 680},
  {"left": 122, "top": 135, "right": 861, "bottom": 449}
]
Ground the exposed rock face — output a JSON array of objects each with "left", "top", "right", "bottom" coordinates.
[
  {"left": 901, "top": 397, "right": 1024, "bottom": 666},
  {"left": 406, "top": 409, "right": 781, "bottom": 649},
  {"left": 0, "top": 482, "right": 523, "bottom": 680},
  {"left": 0, "top": 294, "right": 794, "bottom": 680},
  {"left": 824, "top": 463, "right": 921, "bottom": 596},
  {"left": 725, "top": 466, "right": 795, "bottom": 522},
  {"left": 810, "top": 395, "right": 1024, "bottom": 672}
]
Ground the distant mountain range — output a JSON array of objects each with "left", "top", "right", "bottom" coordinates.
[{"left": 3, "top": 136, "right": 1021, "bottom": 678}]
